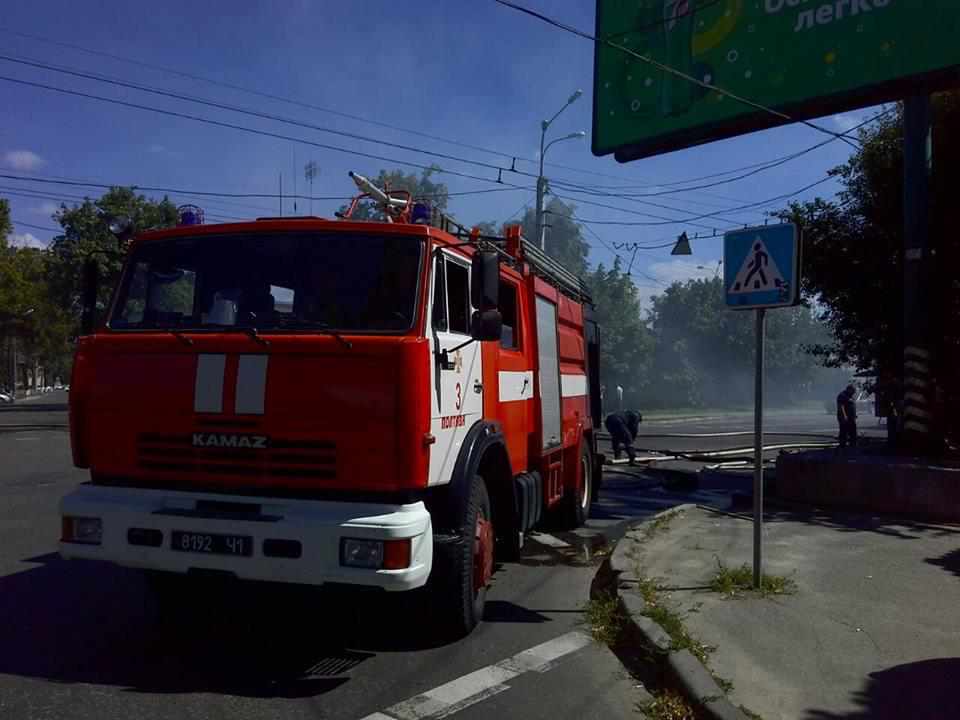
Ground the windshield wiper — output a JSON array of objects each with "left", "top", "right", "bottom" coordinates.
[
  {"left": 165, "top": 329, "right": 194, "bottom": 346},
  {"left": 243, "top": 326, "right": 271, "bottom": 347},
  {"left": 277, "top": 319, "right": 353, "bottom": 349}
]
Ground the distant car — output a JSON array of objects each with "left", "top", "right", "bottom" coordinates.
[{"left": 0, "top": 391, "right": 14, "bottom": 404}]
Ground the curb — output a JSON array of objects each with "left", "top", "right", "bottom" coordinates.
[
  {"left": 0, "top": 424, "right": 68, "bottom": 433},
  {"left": 597, "top": 504, "right": 748, "bottom": 720}
]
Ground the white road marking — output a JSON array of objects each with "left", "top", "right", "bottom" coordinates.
[
  {"left": 528, "top": 532, "right": 571, "bottom": 549},
  {"left": 14, "top": 436, "right": 41, "bottom": 441},
  {"left": 361, "top": 631, "right": 590, "bottom": 720}
]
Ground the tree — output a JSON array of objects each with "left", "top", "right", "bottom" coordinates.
[
  {"left": 646, "top": 277, "right": 837, "bottom": 408},
  {"left": 519, "top": 198, "right": 590, "bottom": 276},
  {"left": 46, "top": 187, "right": 178, "bottom": 319},
  {"left": 777, "top": 93, "right": 960, "bottom": 446},
  {"left": 0, "top": 198, "right": 10, "bottom": 245},
  {"left": 584, "top": 258, "right": 653, "bottom": 410},
  {"left": 340, "top": 166, "right": 448, "bottom": 221}
]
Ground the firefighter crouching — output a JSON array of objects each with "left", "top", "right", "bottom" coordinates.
[{"left": 605, "top": 410, "right": 642, "bottom": 465}]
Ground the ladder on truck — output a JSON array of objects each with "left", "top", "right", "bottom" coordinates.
[{"left": 431, "top": 209, "right": 592, "bottom": 307}]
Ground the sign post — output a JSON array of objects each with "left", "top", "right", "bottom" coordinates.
[
  {"left": 753, "top": 307, "right": 765, "bottom": 588},
  {"left": 725, "top": 223, "right": 799, "bottom": 587}
]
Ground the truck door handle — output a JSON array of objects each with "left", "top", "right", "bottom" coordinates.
[{"left": 474, "top": 380, "right": 483, "bottom": 394}]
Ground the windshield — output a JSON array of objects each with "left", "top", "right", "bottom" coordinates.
[{"left": 109, "top": 232, "right": 423, "bottom": 333}]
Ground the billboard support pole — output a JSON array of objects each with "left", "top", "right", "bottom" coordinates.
[
  {"left": 753, "top": 307, "right": 765, "bottom": 589},
  {"left": 901, "top": 95, "right": 934, "bottom": 452}
]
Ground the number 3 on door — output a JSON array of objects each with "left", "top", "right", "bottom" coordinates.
[{"left": 455, "top": 382, "right": 462, "bottom": 410}]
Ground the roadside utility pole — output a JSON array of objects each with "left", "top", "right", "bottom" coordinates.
[
  {"left": 900, "top": 95, "right": 936, "bottom": 452},
  {"left": 535, "top": 90, "right": 584, "bottom": 251}
]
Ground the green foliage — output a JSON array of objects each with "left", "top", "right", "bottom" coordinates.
[
  {"left": 582, "top": 592, "right": 625, "bottom": 646},
  {"left": 646, "top": 277, "right": 840, "bottom": 408},
  {"left": 777, "top": 93, "right": 960, "bottom": 445},
  {"left": 340, "top": 166, "right": 448, "bottom": 221},
  {"left": 585, "top": 257, "right": 654, "bottom": 408},
  {"left": 0, "top": 198, "right": 11, "bottom": 245},
  {"left": 519, "top": 198, "right": 589, "bottom": 277},
  {"left": 1, "top": 188, "right": 177, "bottom": 383},
  {"left": 641, "top": 689, "right": 697, "bottom": 720},
  {"left": 46, "top": 187, "right": 177, "bottom": 317},
  {"left": 709, "top": 559, "right": 797, "bottom": 598}
]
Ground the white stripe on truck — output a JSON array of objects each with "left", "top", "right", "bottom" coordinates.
[
  {"left": 194, "top": 354, "right": 226, "bottom": 413},
  {"left": 235, "top": 354, "right": 269, "bottom": 415},
  {"left": 560, "top": 373, "right": 587, "bottom": 398},
  {"left": 498, "top": 370, "right": 533, "bottom": 403}
]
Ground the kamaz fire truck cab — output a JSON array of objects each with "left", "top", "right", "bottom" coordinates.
[{"left": 61, "top": 174, "right": 602, "bottom": 636}]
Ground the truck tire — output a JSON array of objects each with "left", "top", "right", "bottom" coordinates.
[
  {"left": 432, "top": 475, "right": 493, "bottom": 638},
  {"left": 562, "top": 446, "right": 593, "bottom": 529}
]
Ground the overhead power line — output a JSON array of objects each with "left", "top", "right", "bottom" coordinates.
[
  {"left": 0, "top": 172, "right": 521, "bottom": 204},
  {"left": 567, "top": 173, "right": 834, "bottom": 227},
  {"left": 552, "top": 109, "right": 893, "bottom": 199},
  {"left": 0, "top": 74, "right": 525, "bottom": 189},
  {"left": 493, "top": 0, "right": 861, "bottom": 150},
  {"left": 11, "top": 218, "right": 59, "bottom": 233},
  {"left": 0, "top": 26, "right": 641, "bottom": 185},
  {"left": 0, "top": 77, "right": 758, "bottom": 229}
]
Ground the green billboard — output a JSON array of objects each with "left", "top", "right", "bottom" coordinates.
[{"left": 593, "top": 0, "right": 960, "bottom": 161}]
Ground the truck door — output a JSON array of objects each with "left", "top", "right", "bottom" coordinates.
[
  {"left": 491, "top": 275, "right": 532, "bottom": 474},
  {"left": 427, "top": 250, "right": 484, "bottom": 486},
  {"left": 535, "top": 293, "right": 564, "bottom": 505}
]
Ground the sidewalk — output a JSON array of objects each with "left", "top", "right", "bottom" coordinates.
[{"left": 615, "top": 504, "right": 960, "bottom": 719}]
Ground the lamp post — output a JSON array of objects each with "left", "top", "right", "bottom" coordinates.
[{"left": 536, "top": 90, "right": 585, "bottom": 251}]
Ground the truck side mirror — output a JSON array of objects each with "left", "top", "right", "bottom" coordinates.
[
  {"left": 471, "top": 249, "right": 499, "bottom": 311},
  {"left": 80, "top": 258, "right": 98, "bottom": 335},
  {"left": 471, "top": 309, "right": 502, "bottom": 342}
]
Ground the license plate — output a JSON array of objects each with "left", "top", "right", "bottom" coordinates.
[{"left": 171, "top": 531, "right": 252, "bottom": 557}]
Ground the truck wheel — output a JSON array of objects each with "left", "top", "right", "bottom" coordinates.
[
  {"left": 433, "top": 475, "right": 493, "bottom": 638},
  {"left": 562, "top": 447, "right": 593, "bottom": 529}
]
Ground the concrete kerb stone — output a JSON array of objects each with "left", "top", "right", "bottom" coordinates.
[
  {"left": 601, "top": 504, "right": 748, "bottom": 720},
  {"left": 0, "top": 424, "right": 68, "bottom": 432}
]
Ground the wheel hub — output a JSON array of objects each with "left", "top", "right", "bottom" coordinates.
[{"left": 473, "top": 515, "right": 494, "bottom": 593}]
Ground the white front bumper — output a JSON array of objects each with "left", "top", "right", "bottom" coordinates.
[{"left": 59, "top": 484, "right": 432, "bottom": 591}]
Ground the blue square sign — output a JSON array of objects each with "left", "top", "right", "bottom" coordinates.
[{"left": 724, "top": 224, "right": 800, "bottom": 310}]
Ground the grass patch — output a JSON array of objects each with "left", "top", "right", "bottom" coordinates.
[
  {"left": 632, "top": 570, "right": 714, "bottom": 664},
  {"left": 583, "top": 592, "right": 625, "bottom": 646},
  {"left": 709, "top": 559, "right": 797, "bottom": 598},
  {"left": 642, "top": 509, "right": 683, "bottom": 542},
  {"left": 641, "top": 689, "right": 697, "bottom": 720},
  {"left": 739, "top": 705, "right": 765, "bottom": 720},
  {"left": 643, "top": 602, "right": 714, "bottom": 664}
]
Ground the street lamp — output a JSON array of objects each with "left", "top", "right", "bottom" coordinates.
[{"left": 536, "top": 90, "right": 585, "bottom": 251}]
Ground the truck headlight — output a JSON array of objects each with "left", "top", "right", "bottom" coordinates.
[
  {"left": 340, "top": 538, "right": 411, "bottom": 569},
  {"left": 62, "top": 516, "right": 103, "bottom": 545},
  {"left": 341, "top": 538, "right": 383, "bottom": 568}
]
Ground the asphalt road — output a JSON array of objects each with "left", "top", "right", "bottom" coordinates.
[{"left": 0, "top": 402, "right": 740, "bottom": 720}]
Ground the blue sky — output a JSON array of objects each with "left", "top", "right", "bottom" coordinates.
[{"left": 0, "top": 0, "right": 875, "bottom": 306}]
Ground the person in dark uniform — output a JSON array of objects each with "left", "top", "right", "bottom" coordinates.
[
  {"left": 605, "top": 410, "right": 642, "bottom": 464},
  {"left": 837, "top": 385, "right": 858, "bottom": 449}
]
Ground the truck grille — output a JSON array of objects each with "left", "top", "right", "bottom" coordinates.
[{"left": 136, "top": 433, "right": 336, "bottom": 480}]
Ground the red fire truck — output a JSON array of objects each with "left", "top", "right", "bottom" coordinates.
[{"left": 60, "top": 176, "right": 602, "bottom": 636}]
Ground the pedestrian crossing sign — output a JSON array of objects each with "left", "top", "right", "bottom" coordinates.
[{"left": 724, "top": 224, "right": 800, "bottom": 310}]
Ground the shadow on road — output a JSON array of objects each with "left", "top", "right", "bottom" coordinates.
[
  {"left": 926, "top": 548, "right": 960, "bottom": 580},
  {"left": 802, "top": 658, "right": 960, "bottom": 719},
  {"left": 0, "top": 552, "right": 458, "bottom": 697},
  {"left": 732, "top": 506, "right": 960, "bottom": 541}
]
